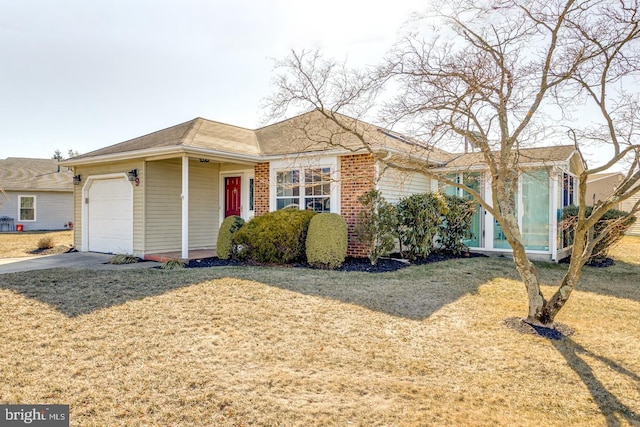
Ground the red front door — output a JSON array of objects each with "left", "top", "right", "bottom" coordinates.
[{"left": 225, "top": 177, "right": 241, "bottom": 217}]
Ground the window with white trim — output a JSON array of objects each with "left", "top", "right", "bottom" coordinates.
[
  {"left": 19, "top": 195, "right": 36, "bottom": 221},
  {"left": 562, "top": 172, "right": 575, "bottom": 207},
  {"left": 276, "top": 167, "right": 332, "bottom": 212}
]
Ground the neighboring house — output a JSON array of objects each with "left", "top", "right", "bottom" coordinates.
[
  {"left": 0, "top": 158, "right": 74, "bottom": 232},
  {"left": 586, "top": 173, "right": 640, "bottom": 236},
  {"left": 61, "top": 111, "right": 582, "bottom": 261}
]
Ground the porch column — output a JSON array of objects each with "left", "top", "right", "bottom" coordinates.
[
  {"left": 181, "top": 155, "right": 189, "bottom": 259},
  {"left": 550, "top": 172, "right": 559, "bottom": 261}
]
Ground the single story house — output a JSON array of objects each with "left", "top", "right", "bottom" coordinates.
[
  {"left": 586, "top": 172, "right": 640, "bottom": 236},
  {"left": 0, "top": 158, "right": 74, "bottom": 232},
  {"left": 61, "top": 111, "right": 582, "bottom": 261}
]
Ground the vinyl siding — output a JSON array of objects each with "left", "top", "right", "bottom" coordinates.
[
  {"left": 189, "top": 160, "right": 219, "bottom": 249},
  {"left": 0, "top": 191, "right": 72, "bottom": 231},
  {"left": 377, "top": 166, "right": 431, "bottom": 204},
  {"left": 145, "top": 159, "right": 220, "bottom": 253},
  {"left": 73, "top": 160, "right": 144, "bottom": 253},
  {"left": 145, "top": 159, "right": 182, "bottom": 253},
  {"left": 569, "top": 153, "right": 583, "bottom": 175},
  {"left": 586, "top": 175, "right": 623, "bottom": 209},
  {"left": 622, "top": 193, "right": 640, "bottom": 236}
]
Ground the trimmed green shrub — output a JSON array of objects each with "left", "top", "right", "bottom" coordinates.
[
  {"left": 439, "top": 194, "right": 476, "bottom": 254},
  {"left": 354, "top": 189, "right": 398, "bottom": 265},
  {"left": 561, "top": 205, "right": 636, "bottom": 261},
  {"left": 216, "top": 215, "right": 245, "bottom": 259},
  {"left": 396, "top": 192, "right": 449, "bottom": 260},
  {"left": 306, "top": 213, "right": 348, "bottom": 269},
  {"left": 234, "top": 208, "right": 316, "bottom": 264}
]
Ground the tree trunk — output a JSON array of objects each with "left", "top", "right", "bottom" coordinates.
[
  {"left": 544, "top": 231, "right": 587, "bottom": 322},
  {"left": 507, "top": 219, "right": 590, "bottom": 325},
  {"left": 502, "top": 216, "right": 552, "bottom": 325}
]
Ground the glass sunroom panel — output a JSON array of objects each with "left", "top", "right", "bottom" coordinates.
[
  {"left": 441, "top": 173, "right": 460, "bottom": 196},
  {"left": 522, "top": 170, "right": 550, "bottom": 250},
  {"left": 462, "top": 173, "right": 482, "bottom": 248},
  {"left": 494, "top": 181, "right": 518, "bottom": 250}
]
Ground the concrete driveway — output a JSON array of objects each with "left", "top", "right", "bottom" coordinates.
[{"left": 0, "top": 252, "right": 160, "bottom": 274}]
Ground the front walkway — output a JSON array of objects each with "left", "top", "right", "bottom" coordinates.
[{"left": 0, "top": 252, "right": 161, "bottom": 275}]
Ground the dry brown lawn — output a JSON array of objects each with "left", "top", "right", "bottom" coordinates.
[
  {"left": 0, "top": 230, "right": 73, "bottom": 258},
  {"left": 0, "top": 237, "right": 638, "bottom": 426}
]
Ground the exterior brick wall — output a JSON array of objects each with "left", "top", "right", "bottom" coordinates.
[
  {"left": 254, "top": 162, "right": 270, "bottom": 216},
  {"left": 253, "top": 156, "right": 374, "bottom": 258},
  {"left": 340, "top": 154, "right": 375, "bottom": 257}
]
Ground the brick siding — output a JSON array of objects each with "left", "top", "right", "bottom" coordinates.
[
  {"left": 340, "top": 154, "right": 375, "bottom": 257},
  {"left": 254, "top": 162, "right": 270, "bottom": 216}
]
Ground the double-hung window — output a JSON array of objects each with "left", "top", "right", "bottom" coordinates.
[
  {"left": 19, "top": 195, "right": 36, "bottom": 221},
  {"left": 276, "top": 167, "right": 332, "bottom": 212}
]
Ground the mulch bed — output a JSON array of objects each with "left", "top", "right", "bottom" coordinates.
[
  {"left": 559, "top": 255, "right": 616, "bottom": 268},
  {"left": 503, "top": 317, "right": 575, "bottom": 340},
  {"left": 186, "top": 251, "right": 486, "bottom": 273},
  {"left": 29, "top": 245, "right": 74, "bottom": 256}
]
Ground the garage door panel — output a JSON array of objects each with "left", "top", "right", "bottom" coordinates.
[{"left": 87, "top": 178, "right": 133, "bottom": 254}]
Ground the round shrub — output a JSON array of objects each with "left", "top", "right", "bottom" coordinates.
[
  {"left": 306, "top": 213, "right": 348, "bottom": 269},
  {"left": 217, "top": 215, "right": 245, "bottom": 259},
  {"left": 234, "top": 208, "right": 316, "bottom": 264}
]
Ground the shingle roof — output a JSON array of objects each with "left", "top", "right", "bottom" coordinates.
[
  {"left": 63, "top": 112, "right": 580, "bottom": 170},
  {"left": 0, "top": 158, "right": 73, "bottom": 192},
  {"left": 70, "top": 118, "right": 261, "bottom": 161},
  {"left": 442, "top": 145, "right": 577, "bottom": 168},
  {"left": 255, "top": 110, "right": 454, "bottom": 164},
  {"left": 66, "top": 111, "right": 454, "bottom": 165}
]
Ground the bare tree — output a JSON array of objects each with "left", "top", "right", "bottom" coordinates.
[
  {"left": 265, "top": 0, "right": 640, "bottom": 326},
  {"left": 52, "top": 149, "right": 80, "bottom": 161}
]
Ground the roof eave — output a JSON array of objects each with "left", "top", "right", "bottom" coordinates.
[
  {"left": 431, "top": 160, "right": 570, "bottom": 173},
  {"left": 1, "top": 187, "right": 73, "bottom": 192},
  {"left": 260, "top": 146, "right": 447, "bottom": 166},
  {"left": 61, "top": 146, "right": 262, "bottom": 166}
]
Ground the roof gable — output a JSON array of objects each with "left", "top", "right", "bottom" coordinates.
[{"left": 70, "top": 118, "right": 261, "bottom": 161}]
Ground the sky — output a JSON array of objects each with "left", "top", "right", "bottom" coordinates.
[{"left": 1, "top": 0, "right": 425, "bottom": 159}]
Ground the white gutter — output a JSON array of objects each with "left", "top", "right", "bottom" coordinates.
[
  {"left": 256, "top": 142, "right": 448, "bottom": 164},
  {"left": 60, "top": 145, "right": 262, "bottom": 167},
  {"left": 430, "top": 160, "right": 570, "bottom": 173}
]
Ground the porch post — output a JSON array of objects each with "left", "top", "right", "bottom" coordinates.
[
  {"left": 181, "top": 155, "right": 189, "bottom": 259},
  {"left": 550, "top": 171, "right": 559, "bottom": 261}
]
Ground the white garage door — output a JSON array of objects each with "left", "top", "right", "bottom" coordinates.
[{"left": 87, "top": 177, "right": 133, "bottom": 254}]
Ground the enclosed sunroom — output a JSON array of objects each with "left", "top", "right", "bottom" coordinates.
[{"left": 434, "top": 145, "right": 583, "bottom": 261}]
